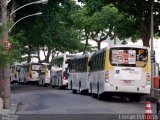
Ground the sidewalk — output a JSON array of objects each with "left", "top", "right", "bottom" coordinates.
[
  {"left": 145, "top": 88, "right": 160, "bottom": 103},
  {"left": 0, "top": 102, "right": 17, "bottom": 114}
]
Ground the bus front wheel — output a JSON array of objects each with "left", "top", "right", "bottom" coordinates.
[{"left": 72, "top": 89, "right": 76, "bottom": 94}]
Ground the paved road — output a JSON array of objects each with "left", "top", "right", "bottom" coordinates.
[{"left": 11, "top": 84, "right": 157, "bottom": 120}]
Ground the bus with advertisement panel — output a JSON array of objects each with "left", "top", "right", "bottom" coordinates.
[{"left": 88, "top": 45, "right": 151, "bottom": 101}]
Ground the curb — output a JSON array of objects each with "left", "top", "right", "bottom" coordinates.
[
  {"left": 145, "top": 96, "right": 158, "bottom": 103},
  {"left": 11, "top": 102, "right": 18, "bottom": 114},
  {"left": 0, "top": 102, "right": 18, "bottom": 114}
]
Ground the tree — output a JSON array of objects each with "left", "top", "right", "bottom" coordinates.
[
  {"left": 71, "top": 4, "right": 136, "bottom": 50},
  {"left": 90, "top": 4, "right": 129, "bottom": 50},
  {"left": 80, "top": 0, "right": 160, "bottom": 47},
  {"left": 71, "top": 7, "right": 94, "bottom": 52},
  {"left": 11, "top": 0, "right": 84, "bottom": 63}
]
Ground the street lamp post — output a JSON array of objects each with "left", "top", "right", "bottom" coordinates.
[
  {"left": 0, "top": 0, "right": 47, "bottom": 109},
  {"left": 9, "top": 12, "right": 42, "bottom": 32},
  {"left": 1, "top": 0, "right": 10, "bottom": 109},
  {"left": 150, "top": 2, "right": 154, "bottom": 97},
  {"left": 9, "top": 0, "right": 47, "bottom": 17}
]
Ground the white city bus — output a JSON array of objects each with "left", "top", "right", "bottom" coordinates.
[
  {"left": 69, "top": 54, "right": 90, "bottom": 94},
  {"left": 23, "top": 63, "right": 42, "bottom": 84},
  {"left": 39, "top": 63, "right": 51, "bottom": 87},
  {"left": 88, "top": 45, "right": 151, "bottom": 101},
  {"left": 19, "top": 64, "right": 27, "bottom": 84},
  {"left": 50, "top": 53, "right": 74, "bottom": 89},
  {"left": 10, "top": 63, "right": 21, "bottom": 84}
]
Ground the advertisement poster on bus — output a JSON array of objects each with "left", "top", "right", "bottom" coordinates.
[{"left": 111, "top": 50, "right": 136, "bottom": 64}]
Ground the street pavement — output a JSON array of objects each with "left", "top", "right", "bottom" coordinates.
[{"left": 9, "top": 84, "right": 158, "bottom": 120}]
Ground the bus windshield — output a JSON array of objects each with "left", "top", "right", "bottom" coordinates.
[
  {"left": 110, "top": 47, "right": 148, "bottom": 67},
  {"left": 51, "top": 58, "right": 63, "bottom": 68}
]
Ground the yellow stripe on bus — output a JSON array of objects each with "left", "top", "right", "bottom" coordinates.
[
  {"left": 14, "top": 65, "right": 16, "bottom": 74},
  {"left": 105, "top": 48, "right": 113, "bottom": 71},
  {"left": 143, "top": 49, "right": 151, "bottom": 72}
]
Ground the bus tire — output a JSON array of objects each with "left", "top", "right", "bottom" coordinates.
[
  {"left": 42, "top": 81, "right": 46, "bottom": 87},
  {"left": 98, "top": 93, "right": 103, "bottom": 100},
  {"left": 72, "top": 89, "right": 76, "bottom": 94},
  {"left": 89, "top": 82, "right": 92, "bottom": 95},
  {"left": 18, "top": 78, "right": 21, "bottom": 85},
  {"left": 52, "top": 85, "right": 55, "bottom": 88},
  {"left": 97, "top": 82, "right": 102, "bottom": 100},
  {"left": 70, "top": 81, "right": 72, "bottom": 90},
  {"left": 79, "top": 81, "right": 82, "bottom": 94},
  {"left": 23, "top": 78, "right": 26, "bottom": 85},
  {"left": 92, "top": 93, "right": 97, "bottom": 98}
]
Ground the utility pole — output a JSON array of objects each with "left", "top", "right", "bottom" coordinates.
[
  {"left": 1, "top": 0, "right": 11, "bottom": 109},
  {"left": 150, "top": 2, "right": 154, "bottom": 97},
  {"left": 0, "top": 68, "right": 3, "bottom": 109}
]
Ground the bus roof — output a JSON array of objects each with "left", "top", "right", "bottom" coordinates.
[
  {"left": 109, "top": 45, "right": 149, "bottom": 49},
  {"left": 52, "top": 54, "right": 75, "bottom": 60},
  {"left": 22, "top": 63, "right": 43, "bottom": 66},
  {"left": 70, "top": 54, "right": 90, "bottom": 60}
]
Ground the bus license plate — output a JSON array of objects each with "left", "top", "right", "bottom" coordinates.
[{"left": 123, "top": 80, "right": 132, "bottom": 84}]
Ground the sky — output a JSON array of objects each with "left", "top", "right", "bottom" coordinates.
[
  {"left": 31, "top": 38, "right": 160, "bottom": 64},
  {"left": 98, "top": 38, "right": 160, "bottom": 64}
]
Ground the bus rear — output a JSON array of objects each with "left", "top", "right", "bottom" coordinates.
[
  {"left": 25, "top": 63, "right": 42, "bottom": 84},
  {"left": 39, "top": 63, "right": 51, "bottom": 86},
  {"left": 10, "top": 63, "right": 21, "bottom": 84},
  {"left": 105, "top": 46, "right": 151, "bottom": 101},
  {"left": 51, "top": 54, "right": 75, "bottom": 89}
]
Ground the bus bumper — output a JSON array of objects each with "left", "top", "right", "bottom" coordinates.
[
  {"left": 63, "top": 80, "right": 68, "bottom": 86},
  {"left": 104, "top": 83, "right": 151, "bottom": 94}
]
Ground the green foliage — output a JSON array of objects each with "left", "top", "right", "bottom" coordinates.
[
  {"left": 11, "top": 0, "right": 84, "bottom": 62},
  {"left": 0, "top": 38, "right": 20, "bottom": 67},
  {"left": 0, "top": 44, "right": 9, "bottom": 67},
  {"left": 81, "top": 0, "right": 160, "bottom": 46}
]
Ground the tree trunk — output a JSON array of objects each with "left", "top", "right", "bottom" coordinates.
[
  {"left": 83, "top": 33, "right": 89, "bottom": 54},
  {"left": 27, "top": 44, "right": 32, "bottom": 63},
  {"left": 37, "top": 46, "right": 40, "bottom": 62},
  {"left": 97, "top": 42, "right": 101, "bottom": 50},
  {"left": 1, "top": 0, "right": 11, "bottom": 109},
  {"left": 140, "top": 21, "right": 150, "bottom": 47},
  {"left": 45, "top": 47, "right": 51, "bottom": 63}
]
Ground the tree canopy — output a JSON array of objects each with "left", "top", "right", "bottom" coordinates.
[
  {"left": 79, "top": 0, "right": 160, "bottom": 46},
  {"left": 1, "top": 0, "right": 160, "bottom": 64}
]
